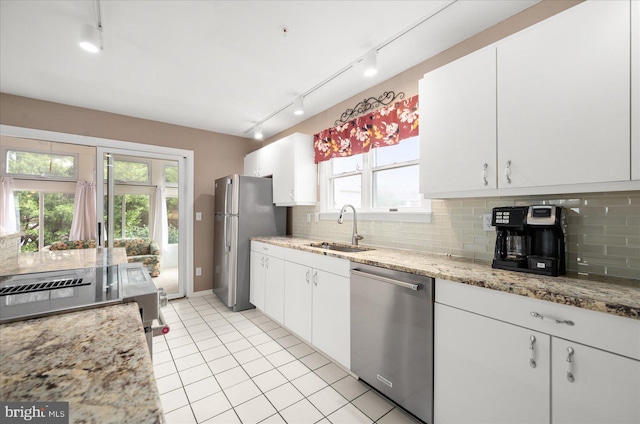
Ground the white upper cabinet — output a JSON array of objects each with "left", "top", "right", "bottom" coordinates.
[
  {"left": 497, "top": 0, "right": 630, "bottom": 188},
  {"left": 272, "top": 133, "right": 316, "bottom": 206},
  {"left": 244, "top": 133, "right": 316, "bottom": 206},
  {"left": 419, "top": 0, "right": 639, "bottom": 197},
  {"left": 420, "top": 46, "right": 497, "bottom": 194}
]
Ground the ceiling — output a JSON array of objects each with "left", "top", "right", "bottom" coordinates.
[{"left": 0, "top": 1, "right": 539, "bottom": 140}]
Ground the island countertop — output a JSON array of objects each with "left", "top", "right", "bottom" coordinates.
[
  {"left": 0, "top": 303, "right": 163, "bottom": 423},
  {"left": 251, "top": 236, "right": 640, "bottom": 320},
  {"left": 0, "top": 247, "right": 128, "bottom": 276}
]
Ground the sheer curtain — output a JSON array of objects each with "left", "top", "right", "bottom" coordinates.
[
  {"left": 0, "top": 177, "right": 18, "bottom": 233},
  {"left": 69, "top": 181, "right": 97, "bottom": 241},
  {"left": 152, "top": 185, "right": 168, "bottom": 252}
]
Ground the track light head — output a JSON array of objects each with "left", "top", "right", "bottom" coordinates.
[
  {"left": 254, "top": 125, "right": 264, "bottom": 140},
  {"left": 293, "top": 96, "right": 304, "bottom": 116},
  {"left": 363, "top": 49, "right": 378, "bottom": 77},
  {"left": 79, "top": 24, "right": 102, "bottom": 53}
]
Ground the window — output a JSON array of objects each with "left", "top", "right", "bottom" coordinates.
[
  {"left": 320, "top": 136, "right": 429, "bottom": 220},
  {"left": 105, "top": 159, "right": 150, "bottom": 184},
  {"left": 164, "top": 165, "right": 179, "bottom": 186},
  {"left": 5, "top": 149, "right": 77, "bottom": 180},
  {"left": 15, "top": 190, "right": 75, "bottom": 251}
]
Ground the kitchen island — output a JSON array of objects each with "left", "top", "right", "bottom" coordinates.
[
  {"left": 0, "top": 303, "right": 163, "bottom": 423},
  {"left": 251, "top": 236, "right": 640, "bottom": 320}
]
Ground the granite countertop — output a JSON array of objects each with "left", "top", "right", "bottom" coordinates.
[
  {"left": 0, "top": 303, "right": 163, "bottom": 423},
  {"left": 252, "top": 236, "right": 640, "bottom": 320},
  {"left": 0, "top": 247, "right": 128, "bottom": 276}
]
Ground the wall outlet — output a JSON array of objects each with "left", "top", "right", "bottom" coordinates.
[
  {"left": 482, "top": 214, "right": 494, "bottom": 231},
  {"left": 195, "top": 267, "right": 202, "bottom": 276}
]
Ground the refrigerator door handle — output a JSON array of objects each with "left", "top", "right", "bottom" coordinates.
[
  {"left": 225, "top": 216, "right": 232, "bottom": 251},
  {"left": 225, "top": 178, "right": 233, "bottom": 215}
]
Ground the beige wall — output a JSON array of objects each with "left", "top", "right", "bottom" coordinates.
[{"left": 0, "top": 93, "right": 255, "bottom": 292}]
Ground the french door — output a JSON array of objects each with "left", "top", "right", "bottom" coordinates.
[{"left": 97, "top": 147, "right": 187, "bottom": 299}]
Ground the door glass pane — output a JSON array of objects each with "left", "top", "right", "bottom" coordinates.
[
  {"left": 125, "top": 194, "right": 150, "bottom": 238},
  {"left": 166, "top": 197, "right": 179, "bottom": 244},
  {"left": 374, "top": 137, "right": 418, "bottom": 167},
  {"left": 43, "top": 193, "right": 75, "bottom": 246},
  {"left": 104, "top": 159, "right": 150, "bottom": 183},
  {"left": 373, "top": 165, "right": 420, "bottom": 208},
  {"left": 332, "top": 175, "right": 361, "bottom": 208},
  {"left": 331, "top": 154, "right": 363, "bottom": 174},
  {"left": 14, "top": 191, "right": 39, "bottom": 252}
]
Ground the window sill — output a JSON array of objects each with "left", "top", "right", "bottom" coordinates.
[{"left": 319, "top": 211, "right": 432, "bottom": 223}]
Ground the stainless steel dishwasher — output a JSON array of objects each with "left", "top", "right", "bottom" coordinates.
[{"left": 350, "top": 263, "right": 434, "bottom": 424}]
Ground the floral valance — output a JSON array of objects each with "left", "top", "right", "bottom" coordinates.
[{"left": 313, "top": 94, "right": 418, "bottom": 163}]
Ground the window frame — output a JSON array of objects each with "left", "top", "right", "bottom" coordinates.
[
  {"left": 2, "top": 146, "right": 78, "bottom": 182},
  {"left": 105, "top": 157, "right": 152, "bottom": 185},
  {"left": 319, "top": 137, "right": 431, "bottom": 222}
]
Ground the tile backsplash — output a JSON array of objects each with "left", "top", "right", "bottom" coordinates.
[{"left": 291, "top": 191, "right": 640, "bottom": 280}]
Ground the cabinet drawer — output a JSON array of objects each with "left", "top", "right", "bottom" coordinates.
[
  {"left": 251, "top": 241, "right": 285, "bottom": 259},
  {"left": 284, "top": 248, "right": 350, "bottom": 278},
  {"left": 436, "top": 279, "right": 640, "bottom": 360}
]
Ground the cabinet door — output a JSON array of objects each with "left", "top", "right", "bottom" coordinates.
[
  {"left": 311, "top": 269, "right": 350, "bottom": 369},
  {"left": 258, "top": 140, "right": 280, "bottom": 178},
  {"left": 283, "top": 261, "right": 312, "bottom": 342},
  {"left": 272, "top": 135, "right": 294, "bottom": 205},
  {"left": 249, "top": 252, "right": 265, "bottom": 310},
  {"left": 273, "top": 133, "right": 316, "bottom": 206},
  {"left": 552, "top": 339, "right": 640, "bottom": 424},
  {"left": 419, "top": 46, "right": 497, "bottom": 194},
  {"left": 264, "top": 256, "right": 285, "bottom": 325},
  {"left": 434, "top": 303, "right": 550, "bottom": 424},
  {"left": 497, "top": 1, "right": 630, "bottom": 188}
]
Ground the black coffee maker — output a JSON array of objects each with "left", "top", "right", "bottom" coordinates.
[{"left": 492, "top": 205, "right": 566, "bottom": 277}]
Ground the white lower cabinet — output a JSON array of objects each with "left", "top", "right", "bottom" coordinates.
[
  {"left": 435, "top": 279, "right": 640, "bottom": 424},
  {"left": 551, "top": 339, "right": 640, "bottom": 424},
  {"left": 434, "top": 303, "right": 550, "bottom": 424},
  {"left": 283, "top": 249, "right": 351, "bottom": 369},
  {"left": 250, "top": 242, "right": 285, "bottom": 325}
]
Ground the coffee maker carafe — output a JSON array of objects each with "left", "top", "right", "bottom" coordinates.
[{"left": 491, "top": 205, "right": 566, "bottom": 276}]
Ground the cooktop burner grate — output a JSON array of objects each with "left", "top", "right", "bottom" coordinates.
[{"left": 0, "top": 278, "right": 87, "bottom": 296}]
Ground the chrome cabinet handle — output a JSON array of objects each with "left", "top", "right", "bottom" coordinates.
[
  {"left": 505, "top": 160, "right": 512, "bottom": 184},
  {"left": 566, "top": 347, "right": 575, "bottom": 383},
  {"left": 305, "top": 270, "right": 310, "bottom": 283},
  {"left": 530, "top": 311, "right": 574, "bottom": 326},
  {"left": 265, "top": 257, "right": 269, "bottom": 269},
  {"left": 290, "top": 189, "right": 294, "bottom": 200},
  {"left": 261, "top": 256, "right": 265, "bottom": 267},
  {"left": 529, "top": 335, "right": 537, "bottom": 369},
  {"left": 313, "top": 271, "right": 318, "bottom": 286},
  {"left": 482, "top": 163, "right": 488, "bottom": 186}
]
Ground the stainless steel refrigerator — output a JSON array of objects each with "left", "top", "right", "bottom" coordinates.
[{"left": 213, "top": 175, "right": 286, "bottom": 311}]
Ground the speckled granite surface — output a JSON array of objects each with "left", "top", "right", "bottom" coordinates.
[
  {"left": 252, "top": 236, "right": 640, "bottom": 320},
  {"left": 0, "top": 303, "right": 163, "bottom": 423},
  {"left": 0, "top": 248, "right": 128, "bottom": 276}
]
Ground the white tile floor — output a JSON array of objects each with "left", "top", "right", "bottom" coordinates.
[{"left": 153, "top": 294, "right": 422, "bottom": 424}]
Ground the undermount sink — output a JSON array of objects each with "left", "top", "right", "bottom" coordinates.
[{"left": 309, "top": 242, "right": 374, "bottom": 253}]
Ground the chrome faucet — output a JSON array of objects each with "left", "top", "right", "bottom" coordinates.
[{"left": 337, "top": 204, "right": 364, "bottom": 245}]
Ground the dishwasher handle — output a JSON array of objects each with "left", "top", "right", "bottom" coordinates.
[{"left": 351, "top": 269, "right": 422, "bottom": 291}]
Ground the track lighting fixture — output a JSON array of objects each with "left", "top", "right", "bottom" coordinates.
[
  {"left": 363, "top": 49, "right": 378, "bottom": 77},
  {"left": 79, "top": 0, "right": 103, "bottom": 53},
  {"left": 293, "top": 96, "right": 304, "bottom": 116}
]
